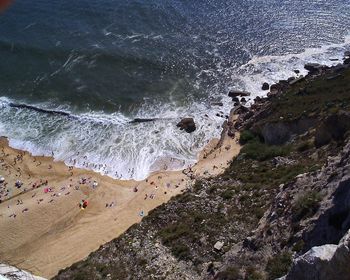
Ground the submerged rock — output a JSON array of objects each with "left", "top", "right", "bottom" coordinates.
[
  {"left": 130, "top": 118, "right": 156, "bottom": 123},
  {"left": 262, "top": 82, "right": 270, "bottom": 90},
  {"left": 176, "top": 118, "right": 196, "bottom": 133},
  {"left": 228, "top": 90, "right": 251, "bottom": 98},
  {"left": 211, "top": 102, "right": 224, "bottom": 107}
]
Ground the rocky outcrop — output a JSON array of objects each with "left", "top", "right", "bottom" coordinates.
[
  {"left": 260, "top": 118, "right": 317, "bottom": 145},
  {"left": 282, "top": 229, "right": 350, "bottom": 280},
  {"left": 304, "top": 63, "right": 328, "bottom": 75},
  {"left": 176, "top": 118, "right": 196, "bottom": 133}
]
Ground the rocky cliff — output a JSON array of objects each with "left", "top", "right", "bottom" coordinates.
[{"left": 54, "top": 55, "right": 350, "bottom": 280}]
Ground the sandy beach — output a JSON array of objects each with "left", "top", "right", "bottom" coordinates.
[{"left": 0, "top": 117, "right": 240, "bottom": 279}]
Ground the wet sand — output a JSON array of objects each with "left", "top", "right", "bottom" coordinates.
[{"left": 0, "top": 122, "right": 240, "bottom": 278}]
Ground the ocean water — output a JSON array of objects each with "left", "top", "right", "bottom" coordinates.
[{"left": 0, "top": 0, "right": 349, "bottom": 180}]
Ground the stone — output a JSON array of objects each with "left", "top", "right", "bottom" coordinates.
[
  {"left": 214, "top": 241, "right": 224, "bottom": 250},
  {"left": 231, "top": 97, "right": 239, "bottom": 103},
  {"left": 211, "top": 102, "right": 223, "bottom": 107},
  {"left": 262, "top": 82, "right": 270, "bottom": 90},
  {"left": 176, "top": 118, "right": 196, "bottom": 133},
  {"left": 228, "top": 90, "right": 251, "bottom": 98},
  {"left": 289, "top": 75, "right": 305, "bottom": 85},
  {"left": 304, "top": 63, "right": 326, "bottom": 74},
  {"left": 130, "top": 118, "right": 156, "bottom": 123},
  {"left": 287, "top": 77, "right": 295, "bottom": 83}
]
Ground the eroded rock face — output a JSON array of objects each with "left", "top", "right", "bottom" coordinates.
[
  {"left": 260, "top": 118, "right": 317, "bottom": 145},
  {"left": 283, "top": 230, "right": 350, "bottom": 280},
  {"left": 176, "top": 118, "right": 196, "bottom": 133},
  {"left": 315, "top": 111, "right": 350, "bottom": 147}
]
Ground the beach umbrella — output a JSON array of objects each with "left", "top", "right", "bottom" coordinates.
[{"left": 83, "top": 200, "right": 88, "bottom": 208}]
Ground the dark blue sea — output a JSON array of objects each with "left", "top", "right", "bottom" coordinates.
[{"left": 0, "top": 0, "right": 349, "bottom": 179}]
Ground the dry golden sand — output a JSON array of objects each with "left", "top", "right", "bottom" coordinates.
[{"left": 0, "top": 128, "right": 240, "bottom": 279}]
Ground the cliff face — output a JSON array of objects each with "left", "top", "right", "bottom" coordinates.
[{"left": 54, "top": 57, "right": 350, "bottom": 280}]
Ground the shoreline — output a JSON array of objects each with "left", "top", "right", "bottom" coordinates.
[{"left": 0, "top": 115, "right": 240, "bottom": 278}]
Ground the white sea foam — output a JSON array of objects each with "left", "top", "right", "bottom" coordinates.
[{"left": 0, "top": 35, "right": 349, "bottom": 180}]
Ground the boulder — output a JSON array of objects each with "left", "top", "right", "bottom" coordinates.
[
  {"left": 294, "top": 69, "right": 300, "bottom": 74},
  {"left": 270, "top": 83, "right": 282, "bottom": 94},
  {"left": 176, "top": 118, "right": 196, "bottom": 133},
  {"left": 228, "top": 90, "right": 251, "bottom": 98},
  {"left": 287, "top": 77, "right": 295, "bottom": 83},
  {"left": 304, "top": 63, "right": 326, "bottom": 74},
  {"left": 231, "top": 97, "right": 239, "bottom": 103},
  {"left": 232, "top": 105, "right": 249, "bottom": 115},
  {"left": 262, "top": 82, "right": 270, "bottom": 90},
  {"left": 283, "top": 230, "right": 350, "bottom": 280},
  {"left": 214, "top": 241, "right": 224, "bottom": 250}
]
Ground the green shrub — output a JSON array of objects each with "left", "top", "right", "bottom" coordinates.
[
  {"left": 292, "top": 190, "right": 322, "bottom": 221},
  {"left": 245, "top": 267, "right": 263, "bottom": 280},
  {"left": 206, "top": 185, "right": 217, "bottom": 195},
  {"left": 221, "top": 190, "right": 234, "bottom": 200},
  {"left": 253, "top": 207, "right": 265, "bottom": 220},
  {"left": 297, "top": 141, "right": 313, "bottom": 152},
  {"left": 241, "top": 141, "right": 291, "bottom": 161},
  {"left": 292, "top": 240, "right": 305, "bottom": 252},
  {"left": 73, "top": 272, "right": 87, "bottom": 280},
  {"left": 216, "top": 266, "right": 240, "bottom": 280},
  {"left": 171, "top": 243, "right": 191, "bottom": 260},
  {"left": 239, "top": 130, "right": 256, "bottom": 145},
  {"left": 266, "top": 252, "right": 292, "bottom": 280},
  {"left": 159, "top": 223, "right": 191, "bottom": 245},
  {"left": 193, "top": 180, "right": 203, "bottom": 192}
]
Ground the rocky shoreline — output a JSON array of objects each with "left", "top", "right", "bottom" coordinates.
[{"left": 54, "top": 51, "right": 350, "bottom": 280}]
